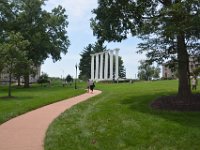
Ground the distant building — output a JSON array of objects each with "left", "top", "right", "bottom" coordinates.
[
  {"left": 162, "top": 57, "right": 200, "bottom": 78},
  {"left": 0, "top": 66, "right": 41, "bottom": 85}
]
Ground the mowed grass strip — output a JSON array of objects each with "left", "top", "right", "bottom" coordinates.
[
  {"left": 45, "top": 80, "right": 200, "bottom": 150},
  {"left": 0, "top": 83, "right": 85, "bottom": 124}
]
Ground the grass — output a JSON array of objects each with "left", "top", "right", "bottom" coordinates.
[
  {"left": 0, "top": 81, "right": 86, "bottom": 124},
  {"left": 45, "top": 80, "right": 200, "bottom": 150}
]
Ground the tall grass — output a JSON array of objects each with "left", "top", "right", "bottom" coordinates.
[{"left": 45, "top": 80, "right": 200, "bottom": 150}]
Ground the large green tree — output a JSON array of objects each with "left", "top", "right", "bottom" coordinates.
[
  {"left": 91, "top": 0, "right": 200, "bottom": 99},
  {"left": 0, "top": 0, "right": 70, "bottom": 87}
]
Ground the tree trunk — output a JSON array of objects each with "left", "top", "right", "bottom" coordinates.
[
  {"left": 24, "top": 74, "right": 29, "bottom": 88},
  {"left": 177, "top": 33, "right": 191, "bottom": 98},
  {"left": 17, "top": 76, "right": 21, "bottom": 86},
  {"left": 8, "top": 73, "right": 11, "bottom": 97}
]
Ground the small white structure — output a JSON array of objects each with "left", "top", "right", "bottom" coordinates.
[{"left": 91, "top": 49, "right": 119, "bottom": 81}]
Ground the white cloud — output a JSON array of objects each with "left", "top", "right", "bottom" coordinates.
[
  {"left": 62, "top": 0, "right": 96, "bottom": 18},
  {"left": 45, "top": 0, "right": 97, "bottom": 38},
  {"left": 45, "top": 0, "right": 97, "bottom": 19}
]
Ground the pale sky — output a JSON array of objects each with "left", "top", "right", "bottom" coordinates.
[{"left": 42, "top": 0, "right": 145, "bottom": 79}]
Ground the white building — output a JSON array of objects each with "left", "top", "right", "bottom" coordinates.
[{"left": 0, "top": 66, "right": 41, "bottom": 85}]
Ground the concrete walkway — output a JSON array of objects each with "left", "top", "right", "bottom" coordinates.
[{"left": 0, "top": 90, "right": 102, "bottom": 150}]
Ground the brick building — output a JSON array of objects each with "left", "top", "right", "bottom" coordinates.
[{"left": 162, "top": 57, "right": 200, "bottom": 78}]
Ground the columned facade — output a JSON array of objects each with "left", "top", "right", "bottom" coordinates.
[
  {"left": 90, "top": 54, "right": 95, "bottom": 80},
  {"left": 100, "top": 52, "right": 103, "bottom": 80},
  {"left": 90, "top": 49, "right": 120, "bottom": 81},
  {"left": 104, "top": 52, "right": 108, "bottom": 80},
  {"left": 109, "top": 50, "right": 114, "bottom": 80},
  {"left": 95, "top": 54, "right": 99, "bottom": 80},
  {"left": 115, "top": 48, "right": 119, "bottom": 80}
]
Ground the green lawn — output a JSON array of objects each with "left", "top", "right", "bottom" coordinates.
[
  {"left": 0, "top": 82, "right": 86, "bottom": 124},
  {"left": 45, "top": 80, "right": 200, "bottom": 150}
]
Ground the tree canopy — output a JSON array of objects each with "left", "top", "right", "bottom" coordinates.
[
  {"left": 0, "top": 0, "right": 70, "bottom": 87},
  {"left": 91, "top": 0, "right": 200, "bottom": 99},
  {"left": 65, "top": 74, "right": 73, "bottom": 83},
  {"left": 79, "top": 44, "right": 93, "bottom": 80},
  {"left": 37, "top": 73, "right": 50, "bottom": 86}
]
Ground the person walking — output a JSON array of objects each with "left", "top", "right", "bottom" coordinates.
[{"left": 89, "top": 79, "right": 95, "bottom": 94}]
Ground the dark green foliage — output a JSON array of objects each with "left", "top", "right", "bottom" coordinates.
[
  {"left": 79, "top": 44, "right": 93, "bottom": 80},
  {"left": 65, "top": 74, "right": 73, "bottom": 83},
  {"left": 193, "top": 67, "right": 200, "bottom": 76},
  {"left": 118, "top": 57, "right": 126, "bottom": 79},
  {"left": 37, "top": 73, "right": 50, "bottom": 85}
]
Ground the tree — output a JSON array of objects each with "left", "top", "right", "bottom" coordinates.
[
  {"left": 79, "top": 44, "right": 93, "bottom": 80},
  {"left": 138, "top": 60, "right": 154, "bottom": 80},
  {"left": 37, "top": 73, "right": 50, "bottom": 86},
  {"left": 0, "top": 51, "right": 4, "bottom": 74},
  {"left": 79, "top": 42, "right": 126, "bottom": 80},
  {"left": 153, "top": 66, "right": 161, "bottom": 79},
  {"left": 112, "top": 56, "right": 126, "bottom": 79},
  {"left": 118, "top": 56, "right": 126, "bottom": 79},
  {"left": 193, "top": 67, "right": 200, "bottom": 77},
  {"left": 0, "top": 32, "right": 30, "bottom": 97},
  {"left": 65, "top": 74, "right": 73, "bottom": 84},
  {"left": 0, "top": 0, "right": 70, "bottom": 87},
  {"left": 13, "top": 59, "right": 36, "bottom": 86},
  {"left": 91, "top": 0, "right": 200, "bottom": 100},
  {"left": 138, "top": 60, "right": 160, "bottom": 80}
]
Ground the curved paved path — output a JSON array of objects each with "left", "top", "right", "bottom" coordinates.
[{"left": 0, "top": 90, "right": 102, "bottom": 150}]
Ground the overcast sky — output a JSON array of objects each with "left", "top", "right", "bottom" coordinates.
[{"left": 42, "top": 0, "right": 146, "bottom": 79}]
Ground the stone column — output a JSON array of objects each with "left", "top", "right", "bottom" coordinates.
[
  {"left": 90, "top": 54, "right": 95, "bottom": 80},
  {"left": 100, "top": 52, "right": 104, "bottom": 80},
  {"left": 115, "top": 48, "right": 119, "bottom": 80},
  {"left": 104, "top": 51, "right": 108, "bottom": 80},
  {"left": 109, "top": 50, "right": 113, "bottom": 80},
  {"left": 95, "top": 54, "right": 99, "bottom": 80}
]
